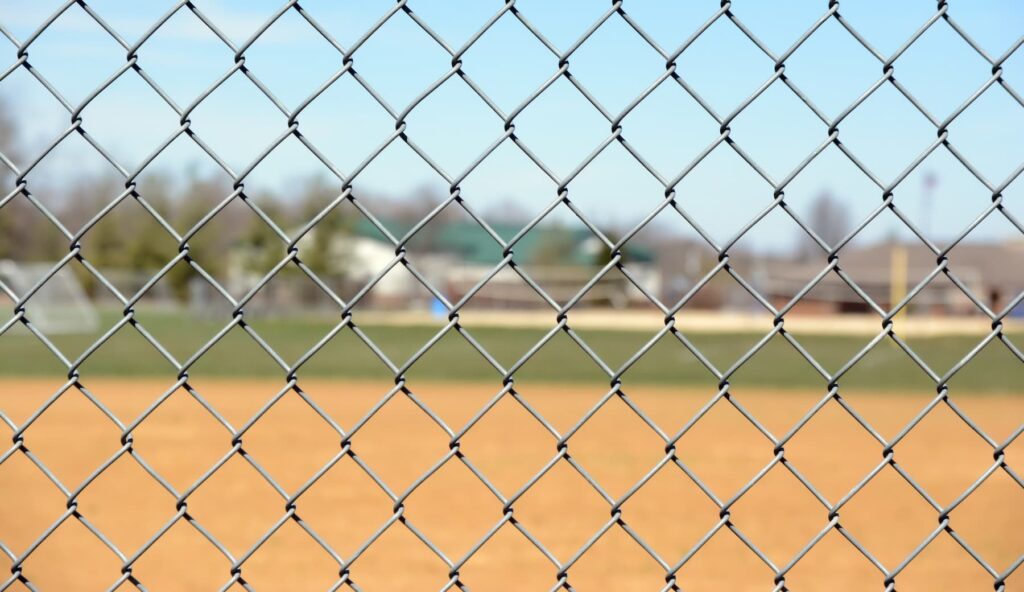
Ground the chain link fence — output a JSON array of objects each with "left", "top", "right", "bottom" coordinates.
[{"left": 1, "top": 1, "right": 1022, "bottom": 590}]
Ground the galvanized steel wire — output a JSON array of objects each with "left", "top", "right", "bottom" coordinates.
[{"left": 1, "top": 1, "right": 1023, "bottom": 590}]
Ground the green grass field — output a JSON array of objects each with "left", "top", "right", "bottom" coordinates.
[{"left": 1, "top": 308, "right": 1021, "bottom": 393}]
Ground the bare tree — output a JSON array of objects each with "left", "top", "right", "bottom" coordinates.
[
  {"left": 798, "top": 190, "right": 848, "bottom": 260},
  {"left": 0, "top": 97, "right": 29, "bottom": 261},
  {"left": 484, "top": 195, "right": 533, "bottom": 225}
]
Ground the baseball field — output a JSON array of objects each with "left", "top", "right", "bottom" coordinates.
[{"left": 0, "top": 311, "right": 1021, "bottom": 591}]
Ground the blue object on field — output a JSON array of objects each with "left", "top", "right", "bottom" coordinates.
[{"left": 430, "top": 297, "right": 447, "bottom": 319}]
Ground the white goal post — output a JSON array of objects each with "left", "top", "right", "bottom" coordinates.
[{"left": 0, "top": 260, "right": 100, "bottom": 335}]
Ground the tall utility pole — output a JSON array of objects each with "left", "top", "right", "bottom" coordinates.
[
  {"left": 922, "top": 170, "right": 938, "bottom": 240},
  {"left": 890, "top": 243, "right": 908, "bottom": 323}
]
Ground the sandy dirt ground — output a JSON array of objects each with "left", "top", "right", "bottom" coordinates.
[{"left": 0, "top": 378, "right": 1020, "bottom": 591}]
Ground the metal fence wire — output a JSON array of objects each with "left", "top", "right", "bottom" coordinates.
[{"left": 1, "top": 0, "right": 1023, "bottom": 590}]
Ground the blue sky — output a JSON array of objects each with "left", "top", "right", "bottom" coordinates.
[{"left": 1, "top": 0, "right": 1022, "bottom": 253}]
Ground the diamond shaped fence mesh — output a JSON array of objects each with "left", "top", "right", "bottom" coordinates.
[{"left": 0, "top": 1, "right": 1022, "bottom": 591}]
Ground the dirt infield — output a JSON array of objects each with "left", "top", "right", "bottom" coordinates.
[{"left": 0, "top": 378, "right": 1020, "bottom": 591}]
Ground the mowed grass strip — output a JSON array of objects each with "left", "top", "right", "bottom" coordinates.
[{"left": 0, "top": 308, "right": 1020, "bottom": 393}]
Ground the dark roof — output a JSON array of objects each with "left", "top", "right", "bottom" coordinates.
[
  {"left": 759, "top": 241, "right": 1024, "bottom": 295},
  {"left": 838, "top": 242, "right": 1024, "bottom": 292}
]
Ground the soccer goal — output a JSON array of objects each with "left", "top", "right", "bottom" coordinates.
[{"left": 0, "top": 260, "right": 100, "bottom": 335}]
